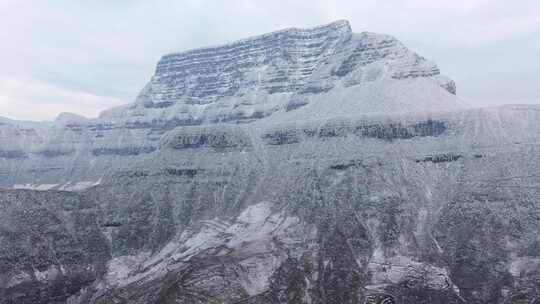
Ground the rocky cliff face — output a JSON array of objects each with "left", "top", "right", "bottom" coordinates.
[
  {"left": 1, "top": 21, "right": 539, "bottom": 304},
  {"left": 102, "top": 20, "right": 457, "bottom": 125},
  {"left": 0, "top": 20, "right": 460, "bottom": 191}
]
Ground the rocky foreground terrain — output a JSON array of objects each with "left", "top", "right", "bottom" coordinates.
[{"left": 1, "top": 20, "right": 539, "bottom": 304}]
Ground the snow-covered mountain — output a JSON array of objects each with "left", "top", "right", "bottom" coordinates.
[
  {"left": 102, "top": 20, "right": 458, "bottom": 123},
  {"left": 1, "top": 21, "right": 539, "bottom": 304},
  {"left": 0, "top": 20, "right": 463, "bottom": 190}
]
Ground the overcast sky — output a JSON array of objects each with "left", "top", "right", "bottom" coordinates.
[{"left": 1, "top": 0, "right": 539, "bottom": 121}]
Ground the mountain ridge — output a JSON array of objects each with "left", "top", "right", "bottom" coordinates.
[
  {"left": 0, "top": 20, "right": 464, "bottom": 190},
  {"left": 1, "top": 20, "right": 539, "bottom": 304}
]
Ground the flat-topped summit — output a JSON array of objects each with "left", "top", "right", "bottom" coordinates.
[
  {"left": 160, "top": 19, "right": 352, "bottom": 60},
  {"left": 101, "top": 20, "right": 459, "bottom": 123},
  {"left": 131, "top": 20, "right": 353, "bottom": 109}
]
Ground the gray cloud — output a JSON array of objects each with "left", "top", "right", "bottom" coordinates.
[{"left": 1, "top": 0, "right": 539, "bottom": 120}]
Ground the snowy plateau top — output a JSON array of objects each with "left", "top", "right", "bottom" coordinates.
[{"left": 99, "top": 20, "right": 462, "bottom": 126}]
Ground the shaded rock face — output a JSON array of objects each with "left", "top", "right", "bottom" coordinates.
[
  {"left": 1, "top": 21, "right": 539, "bottom": 304},
  {"left": 2, "top": 107, "right": 540, "bottom": 304},
  {"left": 261, "top": 118, "right": 448, "bottom": 145},
  {"left": 0, "top": 190, "right": 109, "bottom": 304},
  {"left": 131, "top": 19, "right": 456, "bottom": 112},
  {"left": 150, "top": 20, "right": 352, "bottom": 105}
]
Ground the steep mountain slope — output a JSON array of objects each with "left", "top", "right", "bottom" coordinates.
[
  {"left": 1, "top": 21, "right": 539, "bottom": 304},
  {"left": 0, "top": 20, "right": 461, "bottom": 190}
]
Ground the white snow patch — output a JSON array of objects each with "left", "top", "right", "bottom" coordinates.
[
  {"left": 508, "top": 256, "right": 540, "bottom": 277},
  {"left": 58, "top": 179, "right": 102, "bottom": 191},
  {"left": 172, "top": 224, "right": 224, "bottom": 260},
  {"left": 368, "top": 248, "right": 455, "bottom": 291},
  {"left": 7, "top": 271, "right": 32, "bottom": 287},
  {"left": 239, "top": 255, "right": 282, "bottom": 296},
  {"left": 100, "top": 202, "right": 301, "bottom": 292},
  {"left": 105, "top": 252, "right": 151, "bottom": 286},
  {"left": 14, "top": 183, "right": 59, "bottom": 191},
  {"left": 227, "top": 202, "right": 299, "bottom": 252},
  {"left": 34, "top": 266, "right": 59, "bottom": 282},
  {"left": 13, "top": 179, "right": 101, "bottom": 192}
]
